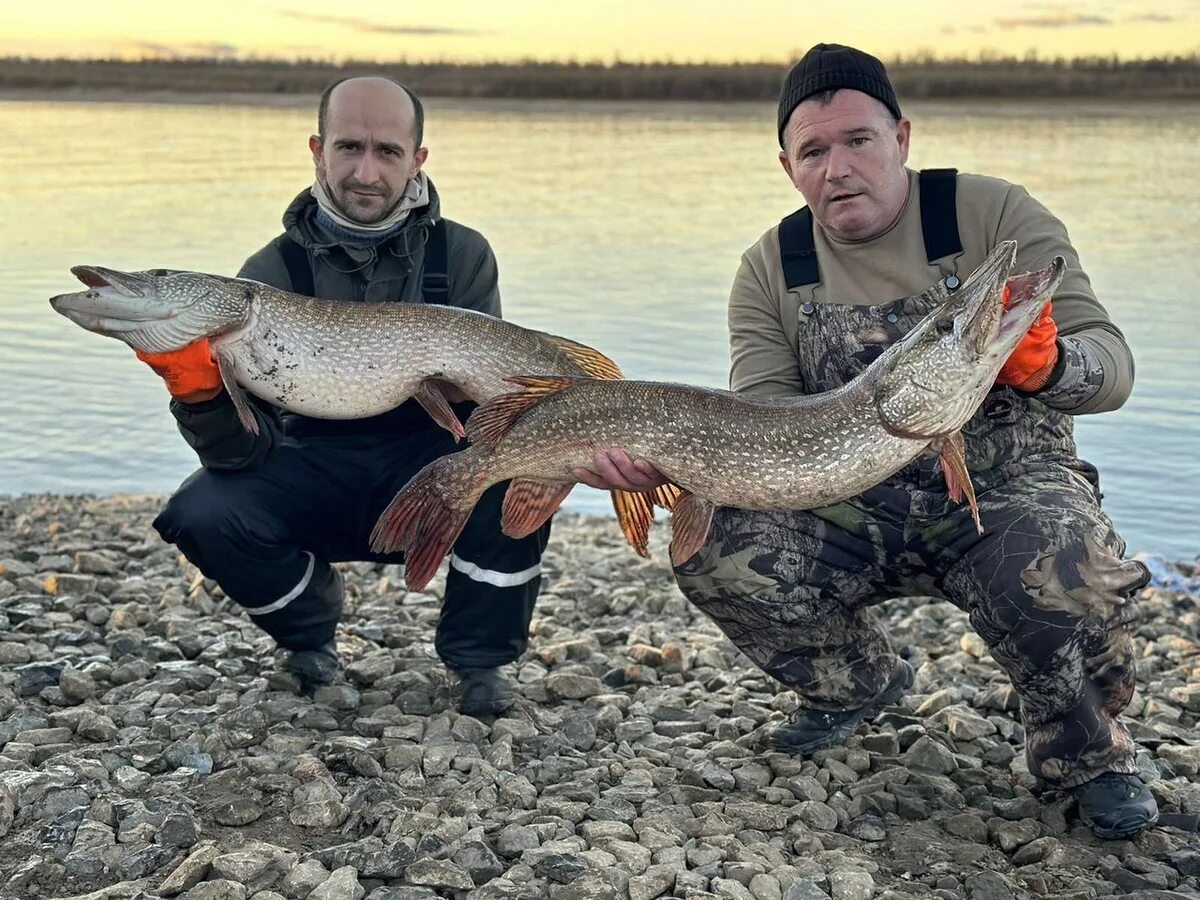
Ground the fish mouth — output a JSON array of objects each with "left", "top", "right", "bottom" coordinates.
[
  {"left": 997, "top": 258, "right": 1065, "bottom": 344},
  {"left": 70, "top": 265, "right": 153, "bottom": 298},
  {"left": 49, "top": 266, "right": 175, "bottom": 334}
]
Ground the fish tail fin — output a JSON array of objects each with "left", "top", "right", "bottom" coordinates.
[
  {"left": 540, "top": 334, "right": 624, "bottom": 379},
  {"left": 369, "top": 455, "right": 480, "bottom": 591},
  {"left": 501, "top": 479, "right": 574, "bottom": 538},
  {"left": 466, "top": 375, "right": 583, "bottom": 449}
]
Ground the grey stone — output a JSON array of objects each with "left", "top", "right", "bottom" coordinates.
[
  {"left": 281, "top": 859, "right": 332, "bottom": 899},
  {"left": 182, "top": 880, "right": 248, "bottom": 900},
  {"left": 404, "top": 858, "right": 474, "bottom": 891},
  {"left": 496, "top": 823, "right": 541, "bottom": 857},
  {"left": 545, "top": 673, "right": 605, "bottom": 699},
  {"left": 309, "top": 866, "right": 366, "bottom": 900},
  {"left": 290, "top": 780, "right": 349, "bottom": 828},
  {"left": 533, "top": 852, "right": 589, "bottom": 884},
  {"left": 452, "top": 841, "right": 503, "bottom": 885},
  {"left": 904, "top": 736, "right": 957, "bottom": 774},
  {"left": 158, "top": 843, "right": 220, "bottom": 896},
  {"left": 828, "top": 871, "right": 874, "bottom": 900}
]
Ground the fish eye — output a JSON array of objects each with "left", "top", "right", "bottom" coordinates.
[{"left": 935, "top": 319, "right": 954, "bottom": 335}]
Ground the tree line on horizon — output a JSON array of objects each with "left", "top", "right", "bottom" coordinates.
[{"left": 2, "top": 54, "right": 1199, "bottom": 101}]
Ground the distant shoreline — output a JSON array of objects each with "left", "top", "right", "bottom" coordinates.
[
  {"left": 4, "top": 88, "right": 1199, "bottom": 119},
  {"left": 3, "top": 56, "right": 1200, "bottom": 103}
]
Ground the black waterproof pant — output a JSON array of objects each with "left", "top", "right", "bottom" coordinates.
[{"left": 154, "top": 428, "right": 549, "bottom": 670}]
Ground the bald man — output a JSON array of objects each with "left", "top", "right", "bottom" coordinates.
[{"left": 148, "top": 77, "right": 549, "bottom": 715}]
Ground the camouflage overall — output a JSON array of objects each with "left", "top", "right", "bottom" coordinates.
[{"left": 674, "top": 286, "right": 1149, "bottom": 788}]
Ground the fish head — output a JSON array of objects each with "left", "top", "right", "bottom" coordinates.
[
  {"left": 873, "top": 240, "right": 1065, "bottom": 439},
  {"left": 49, "top": 266, "right": 258, "bottom": 354}
]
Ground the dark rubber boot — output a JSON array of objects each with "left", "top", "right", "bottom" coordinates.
[
  {"left": 769, "top": 659, "right": 915, "bottom": 754},
  {"left": 1074, "top": 772, "right": 1159, "bottom": 840},
  {"left": 456, "top": 667, "right": 516, "bottom": 717}
]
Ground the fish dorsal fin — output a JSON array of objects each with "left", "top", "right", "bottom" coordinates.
[
  {"left": 541, "top": 333, "right": 624, "bottom": 380},
  {"left": 465, "top": 375, "right": 583, "bottom": 450}
]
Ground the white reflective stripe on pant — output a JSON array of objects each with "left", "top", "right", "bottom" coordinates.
[
  {"left": 247, "top": 551, "right": 315, "bottom": 615},
  {"left": 449, "top": 553, "right": 542, "bottom": 588}
]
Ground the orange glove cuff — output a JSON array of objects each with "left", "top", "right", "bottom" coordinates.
[
  {"left": 996, "top": 301, "right": 1059, "bottom": 392},
  {"left": 135, "top": 338, "right": 222, "bottom": 398}
]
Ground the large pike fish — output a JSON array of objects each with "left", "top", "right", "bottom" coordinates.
[
  {"left": 370, "top": 241, "right": 1064, "bottom": 591},
  {"left": 49, "top": 266, "right": 665, "bottom": 537}
]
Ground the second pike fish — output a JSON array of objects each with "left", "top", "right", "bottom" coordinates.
[{"left": 370, "top": 241, "right": 1064, "bottom": 591}]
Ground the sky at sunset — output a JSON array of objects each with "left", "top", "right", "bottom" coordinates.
[{"left": 3, "top": 0, "right": 1198, "bottom": 63}]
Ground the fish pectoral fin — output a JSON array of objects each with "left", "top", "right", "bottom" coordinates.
[
  {"left": 669, "top": 491, "right": 716, "bottom": 567},
  {"left": 937, "top": 431, "right": 983, "bottom": 534},
  {"left": 541, "top": 334, "right": 624, "bottom": 379},
  {"left": 465, "top": 375, "right": 581, "bottom": 449},
  {"left": 214, "top": 349, "right": 259, "bottom": 436},
  {"left": 414, "top": 379, "right": 466, "bottom": 442},
  {"left": 501, "top": 479, "right": 573, "bottom": 539},
  {"left": 611, "top": 489, "right": 656, "bottom": 557}
]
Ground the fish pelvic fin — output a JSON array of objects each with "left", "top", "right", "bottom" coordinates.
[
  {"left": 414, "top": 379, "right": 466, "bottom": 442},
  {"left": 214, "top": 348, "right": 259, "bottom": 436},
  {"left": 466, "top": 375, "right": 584, "bottom": 450},
  {"left": 669, "top": 491, "right": 716, "bottom": 567},
  {"left": 541, "top": 334, "right": 624, "bottom": 380},
  {"left": 936, "top": 431, "right": 983, "bottom": 534},
  {"left": 368, "top": 456, "right": 476, "bottom": 592},
  {"left": 611, "top": 489, "right": 656, "bottom": 557},
  {"left": 653, "top": 483, "right": 683, "bottom": 511},
  {"left": 501, "top": 479, "right": 573, "bottom": 539}
]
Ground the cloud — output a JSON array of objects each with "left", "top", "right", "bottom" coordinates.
[
  {"left": 994, "top": 12, "right": 1112, "bottom": 28},
  {"left": 277, "top": 11, "right": 484, "bottom": 37},
  {"left": 127, "top": 41, "right": 241, "bottom": 59},
  {"left": 1125, "top": 12, "right": 1181, "bottom": 21}
]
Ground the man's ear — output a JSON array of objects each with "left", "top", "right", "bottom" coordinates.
[
  {"left": 412, "top": 146, "right": 429, "bottom": 175},
  {"left": 309, "top": 134, "right": 324, "bottom": 165},
  {"left": 779, "top": 150, "right": 794, "bottom": 181},
  {"left": 895, "top": 118, "right": 911, "bottom": 165}
]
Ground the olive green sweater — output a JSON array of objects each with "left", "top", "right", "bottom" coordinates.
[{"left": 728, "top": 169, "right": 1133, "bottom": 415}]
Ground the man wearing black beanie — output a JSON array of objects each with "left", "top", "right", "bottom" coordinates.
[{"left": 667, "top": 43, "right": 1158, "bottom": 841}]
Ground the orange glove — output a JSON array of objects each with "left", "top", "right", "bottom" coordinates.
[
  {"left": 996, "top": 297, "right": 1059, "bottom": 392},
  {"left": 135, "top": 338, "right": 223, "bottom": 403}
]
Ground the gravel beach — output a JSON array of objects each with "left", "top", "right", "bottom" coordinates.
[{"left": 1, "top": 494, "right": 1198, "bottom": 900}]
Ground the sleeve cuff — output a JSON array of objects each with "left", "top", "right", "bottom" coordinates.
[{"left": 1027, "top": 335, "right": 1104, "bottom": 410}]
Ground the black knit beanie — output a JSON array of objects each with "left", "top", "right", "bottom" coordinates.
[{"left": 777, "top": 43, "right": 901, "bottom": 147}]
